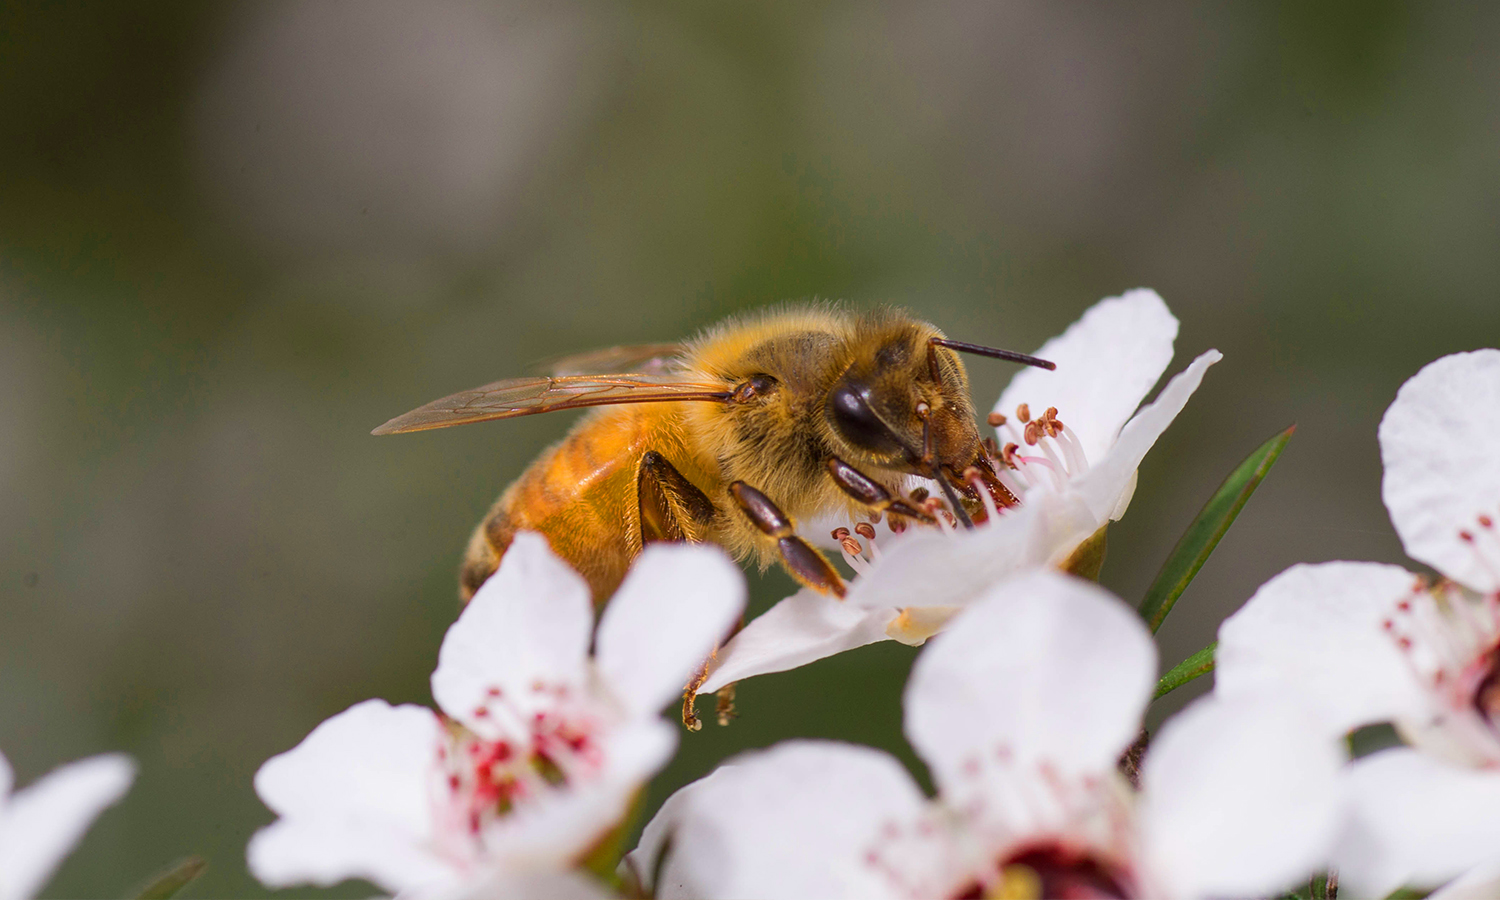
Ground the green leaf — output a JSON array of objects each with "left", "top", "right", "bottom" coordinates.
[
  {"left": 131, "top": 856, "right": 206, "bottom": 900},
  {"left": 1139, "top": 425, "right": 1295, "bottom": 632},
  {"left": 1153, "top": 643, "right": 1216, "bottom": 700}
]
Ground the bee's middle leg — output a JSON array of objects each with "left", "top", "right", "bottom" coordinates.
[{"left": 728, "top": 481, "right": 846, "bottom": 599}]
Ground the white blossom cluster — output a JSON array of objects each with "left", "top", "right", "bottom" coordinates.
[
  {"left": 7, "top": 292, "right": 1497, "bottom": 899},
  {"left": 240, "top": 295, "right": 1500, "bottom": 898}
]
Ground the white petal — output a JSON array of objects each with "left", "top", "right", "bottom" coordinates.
[
  {"left": 993, "top": 288, "right": 1179, "bottom": 466},
  {"left": 595, "top": 543, "right": 745, "bottom": 716},
  {"left": 1334, "top": 748, "right": 1500, "bottom": 898},
  {"left": 431, "top": 532, "right": 594, "bottom": 729},
  {"left": 698, "top": 588, "right": 894, "bottom": 694},
  {"left": 254, "top": 699, "right": 439, "bottom": 838},
  {"left": 604, "top": 717, "right": 677, "bottom": 790},
  {"left": 1071, "top": 349, "right": 1221, "bottom": 523},
  {"left": 0, "top": 753, "right": 134, "bottom": 900},
  {"left": 623, "top": 762, "right": 735, "bottom": 898},
  {"left": 1380, "top": 349, "right": 1500, "bottom": 592},
  {"left": 1215, "top": 561, "right": 1429, "bottom": 736},
  {"left": 246, "top": 819, "right": 458, "bottom": 894},
  {"left": 847, "top": 493, "right": 1098, "bottom": 611},
  {"left": 1138, "top": 696, "right": 1345, "bottom": 900},
  {"left": 1428, "top": 855, "right": 1500, "bottom": 900},
  {"left": 904, "top": 571, "right": 1155, "bottom": 792},
  {"left": 629, "top": 741, "right": 923, "bottom": 900}
]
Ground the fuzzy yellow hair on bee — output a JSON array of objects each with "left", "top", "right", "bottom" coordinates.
[{"left": 374, "top": 305, "right": 1053, "bottom": 688}]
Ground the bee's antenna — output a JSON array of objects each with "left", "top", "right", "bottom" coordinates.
[{"left": 930, "top": 338, "right": 1056, "bottom": 371}]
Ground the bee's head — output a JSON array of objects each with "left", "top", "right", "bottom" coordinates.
[{"left": 824, "top": 317, "right": 985, "bottom": 478}]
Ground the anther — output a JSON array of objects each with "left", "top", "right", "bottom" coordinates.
[
  {"left": 840, "top": 536, "right": 864, "bottom": 556},
  {"left": 987, "top": 411, "right": 1007, "bottom": 427},
  {"left": 1001, "top": 442, "right": 1022, "bottom": 467},
  {"left": 909, "top": 487, "right": 929, "bottom": 503},
  {"left": 855, "top": 522, "right": 877, "bottom": 540},
  {"left": 1016, "top": 403, "right": 1031, "bottom": 423},
  {"left": 831, "top": 527, "right": 851, "bottom": 541},
  {"left": 1482, "top": 515, "right": 1495, "bottom": 529},
  {"left": 1024, "top": 421, "right": 1040, "bottom": 445},
  {"left": 1462, "top": 531, "right": 1475, "bottom": 543}
]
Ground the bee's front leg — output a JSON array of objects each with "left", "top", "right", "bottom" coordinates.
[
  {"left": 728, "top": 481, "right": 847, "bottom": 599},
  {"left": 825, "top": 457, "right": 937, "bottom": 524}
]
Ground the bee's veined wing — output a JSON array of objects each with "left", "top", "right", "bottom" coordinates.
[
  {"left": 535, "top": 343, "right": 686, "bottom": 377},
  {"left": 371, "top": 374, "right": 730, "bottom": 435}
]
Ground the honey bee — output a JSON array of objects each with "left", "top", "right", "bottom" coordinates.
[{"left": 374, "top": 306, "right": 1054, "bottom": 612}]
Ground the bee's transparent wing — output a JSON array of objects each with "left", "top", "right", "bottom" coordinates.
[
  {"left": 371, "top": 374, "right": 729, "bottom": 435},
  {"left": 535, "top": 343, "right": 686, "bottom": 377}
]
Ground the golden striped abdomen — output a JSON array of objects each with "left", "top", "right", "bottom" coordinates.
[{"left": 459, "top": 405, "right": 701, "bottom": 604}]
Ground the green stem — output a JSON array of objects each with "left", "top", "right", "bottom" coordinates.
[
  {"left": 1153, "top": 643, "right": 1216, "bottom": 700},
  {"left": 131, "top": 856, "right": 206, "bottom": 900},
  {"left": 1139, "top": 425, "right": 1295, "bottom": 632}
]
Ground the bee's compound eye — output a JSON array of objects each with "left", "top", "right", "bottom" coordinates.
[
  {"left": 829, "top": 382, "right": 906, "bottom": 457},
  {"left": 731, "top": 374, "right": 778, "bottom": 403}
]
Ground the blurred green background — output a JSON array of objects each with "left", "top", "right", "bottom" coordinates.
[{"left": 3, "top": 1, "right": 1497, "bottom": 895}]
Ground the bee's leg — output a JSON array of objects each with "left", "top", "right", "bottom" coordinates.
[
  {"left": 678, "top": 614, "right": 747, "bottom": 731},
  {"left": 825, "top": 457, "right": 937, "bottom": 524},
  {"left": 681, "top": 657, "right": 712, "bottom": 732},
  {"left": 636, "top": 451, "right": 723, "bottom": 731},
  {"left": 714, "top": 680, "right": 738, "bottom": 726},
  {"left": 728, "top": 481, "right": 847, "bottom": 598},
  {"left": 637, "top": 450, "right": 717, "bottom": 545}
]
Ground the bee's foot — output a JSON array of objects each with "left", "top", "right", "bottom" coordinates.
[
  {"left": 714, "top": 682, "right": 738, "bottom": 727},
  {"left": 681, "top": 694, "right": 704, "bottom": 732},
  {"left": 682, "top": 659, "right": 713, "bottom": 732}
]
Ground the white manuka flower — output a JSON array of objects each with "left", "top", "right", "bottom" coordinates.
[
  {"left": 248, "top": 532, "right": 744, "bottom": 897},
  {"left": 0, "top": 749, "right": 134, "bottom": 900},
  {"left": 700, "top": 289, "right": 1221, "bottom": 694},
  {"left": 1216, "top": 349, "right": 1500, "bottom": 898},
  {"left": 633, "top": 571, "right": 1341, "bottom": 900}
]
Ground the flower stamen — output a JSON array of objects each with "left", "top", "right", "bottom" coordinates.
[
  {"left": 1459, "top": 510, "right": 1500, "bottom": 586},
  {"left": 1383, "top": 579, "right": 1500, "bottom": 760},
  {"left": 992, "top": 403, "right": 1090, "bottom": 495}
]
